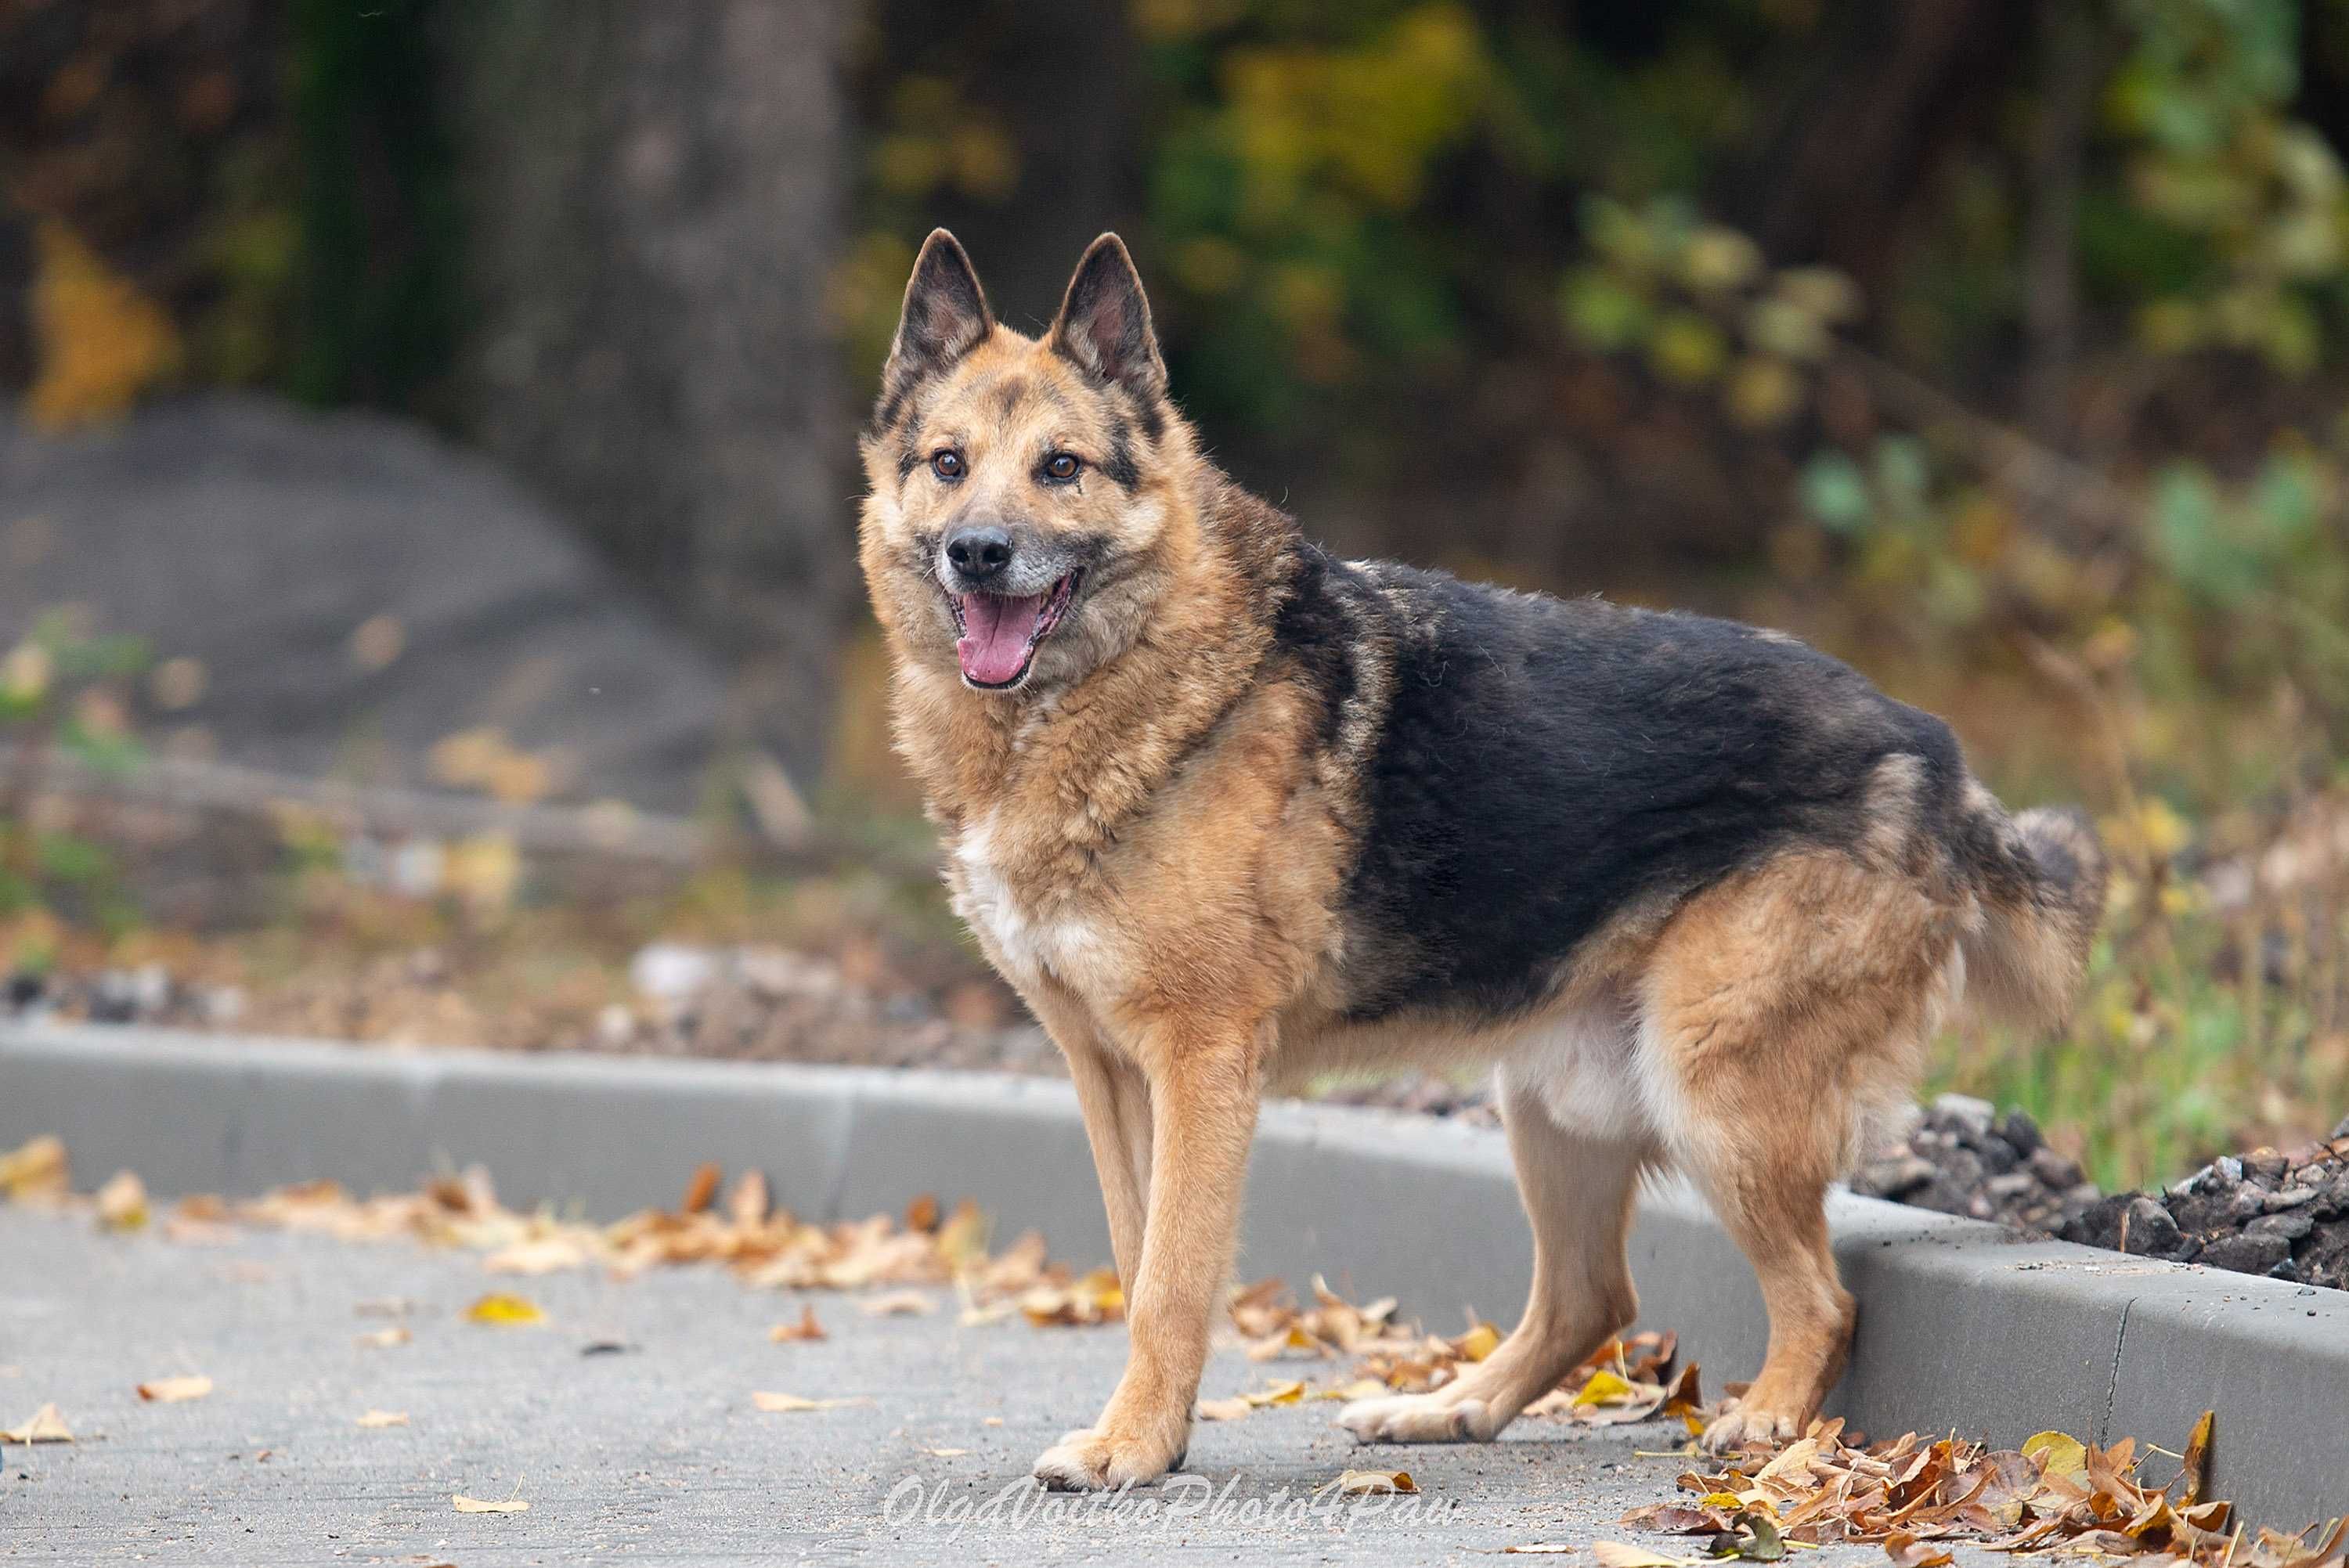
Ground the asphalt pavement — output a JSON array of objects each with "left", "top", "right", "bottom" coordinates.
[{"left": 0, "top": 1204, "right": 2002, "bottom": 1567}]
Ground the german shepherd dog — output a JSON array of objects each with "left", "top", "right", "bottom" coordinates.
[{"left": 859, "top": 230, "right": 2106, "bottom": 1491}]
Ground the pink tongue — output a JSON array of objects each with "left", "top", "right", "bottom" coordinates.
[{"left": 956, "top": 593, "right": 1045, "bottom": 684}]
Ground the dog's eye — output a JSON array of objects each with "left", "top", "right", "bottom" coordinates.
[
  {"left": 1042, "top": 452, "right": 1081, "bottom": 482},
  {"left": 932, "top": 450, "right": 965, "bottom": 481}
]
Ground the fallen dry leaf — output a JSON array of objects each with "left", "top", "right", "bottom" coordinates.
[
  {"left": 356, "top": 1325, "right": 412, "bottom": 1349},
  {"left": 94, "top": 1170, "right": 148, "bottom": 1231},
  {"left": 0, "top": 1403, "right": 74, "bottom": 1443},
  {"left": 924, "top": 1446, "right": 969, "bottom": 1458},
  {"left": 0, "top": 1135, "right": 67, "bottom": 1201},
  {"left": 452, "top": 1492, "right": 529, "bottom": 1513},
  {"left": 1242, "top": 1379, "right": 1306, "bottom": 1408},
  {"left": 1197, "top": 1397, "right": 1254, "bottom": 1422},
  {"left": 136, "top": 1375, "right": 213, "bottom": 1403},
  {"left": 752, "top": 1391, "right": 871, "bottom": 1413},
  {"left": 1329, "top": 1469, "right": 1417, "bottom": 1495},
  {"left": 482, "top": 1236, "right": 590, "bottom": 1275},
  {"left": 1593, "top": 1544, "right": 1698, "bottom": 1568},
  {"left": 1502, "top": 1547, "right": 1578, "bottom": 1556},
  {"left": 680, "top": 1162, "right": 721, "bottom": 1215},
  {"left": 859, "top": 1289, "right": 935, "bottom": 1317},
  {"left": 355, "top": 1409, "right": 409, "bottom": 1428},
  {"left": 466, "top": 1292, "right": 544, "bottom": 1326},
  {"left": 770, "top": 1305, "right": 826, "bottom": 1343}
]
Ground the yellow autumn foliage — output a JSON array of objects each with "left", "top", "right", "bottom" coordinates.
[{"left": 27, "top": 222, "right": 182, "bottom": 429}]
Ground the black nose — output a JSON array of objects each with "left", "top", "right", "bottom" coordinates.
[{"left": 944, "top": 524, "right": 1013, "bottom": 582}]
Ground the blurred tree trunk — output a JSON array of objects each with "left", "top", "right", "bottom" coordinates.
[{"left": 442, "top": 0, "right": 848, "bottom": 804}]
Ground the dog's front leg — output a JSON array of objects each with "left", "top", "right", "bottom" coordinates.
[
  {"left": 1027, "top": 984, "right": 1153, "bottom": 1294},
  {"left": 1032, "top": 1022, "right": 1262, "bottom": 1491}
]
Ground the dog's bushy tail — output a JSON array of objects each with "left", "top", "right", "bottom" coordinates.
[{"left": 1955, "top": 791, "right": 2109, "bottom": 1033}]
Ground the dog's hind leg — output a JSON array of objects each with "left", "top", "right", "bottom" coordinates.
[
  {"left": 1638, "top": 853, "right": 1951, "bottom": 1452},
  {"left": 1340, "top": 1061, "right": 1649, "bottom": 1444}
]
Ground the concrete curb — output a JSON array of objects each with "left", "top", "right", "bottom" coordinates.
[{"left": 2, "top": 1021, "right": 2344, "bottom": 1527}]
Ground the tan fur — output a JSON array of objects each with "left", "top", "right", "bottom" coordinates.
[{"left": 859, "top": 232, "right": 2090, "bottom": 1489}]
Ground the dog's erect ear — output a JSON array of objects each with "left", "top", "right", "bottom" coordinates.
[
  {"left": 1048, "top": 233, "right": 1166, "bottom": 404},
  {"left": 879, "top": 229, "right": 991, "bottom": 418}
]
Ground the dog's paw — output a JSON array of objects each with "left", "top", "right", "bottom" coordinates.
[
  {"left": 1698, "top": 1398, "right": 1802, "bottom": 1454},
  {"left": 1031, "top": 1425, "right": 1184, "bottom": 1491},
  {"left": 1336, "top": 1392, "right": 1494, "bottom": 1444}
]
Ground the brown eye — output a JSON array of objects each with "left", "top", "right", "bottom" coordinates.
[
  {"left": 932, "top": 449, "right": 964, "bottom": 480},
  {"left": 1043, "top": 452, "right": 1080, "bottom": 482}
]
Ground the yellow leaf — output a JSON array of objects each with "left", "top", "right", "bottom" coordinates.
[
  {"left": 1315, "top": 1377, "right": 1391, "bottom": 1402},
  {"left": 355, "top": 1410, "right": 409, "bottom": 1429},
  {"left": 1242, "top": 1379, "right": 1305, "bottom": 1408},
  {"left": 1198, "top": 1397, "right": 1254, "bottom": 1422},
  {"left": 1573, "top": 1369, "right": 1636, "bottom": 1407},
  {"left": 467, "top": 1293, "right": 544, "bottom": 1326},
  {"left": 1330, "top": 1469, "right": 1417, "bottom": 1495},
  {"left": 0, "top": 1403, "right": 74, "bottom": 1444},
  {"left": 752, "top": 1391, "right": 871, "bottom": 1413},
  {"left": 2023, "top": 1430, "right": 2089, "bottom": 1485},
  {"left": 1456, "top": 1321, "right": 1503, "bottom": 1361},
  {"left": 94, "top": 1170, "right": 149, "bottom": 1231},
  {"left": 136, "top": 1375, "right": 213, "bottom": 1404},
  {"left": 0, "top": 1135, "right": 69, "bottom": 1201},
  {"left": 452, "top": 1493, "right": 529, "bottom": 1513},
  {"left": 27, "top": 221, "right": 183, "bottom": 430}
]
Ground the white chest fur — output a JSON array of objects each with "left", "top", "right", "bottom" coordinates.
[{"left": 949, "top": 816, "right": 1119, "bottom": 994}]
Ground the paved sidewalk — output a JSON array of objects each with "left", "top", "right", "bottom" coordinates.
[{"left": 1, "top": 1206, "right": 1990, "bottom": 1567}]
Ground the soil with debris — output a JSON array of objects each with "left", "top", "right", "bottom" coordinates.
[{"left": 10, "top": 946, "right": 2349, "bottom": 1292}]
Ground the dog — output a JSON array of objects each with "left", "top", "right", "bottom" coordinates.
[{"left": 857, "top": 229, "right": 2107, "bottom": 1492}]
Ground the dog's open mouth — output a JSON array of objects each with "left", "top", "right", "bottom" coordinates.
[{"left": 948, "top": 571, "right": 1081, "bottom": 689}]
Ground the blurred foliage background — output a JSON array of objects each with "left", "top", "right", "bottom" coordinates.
[{"left": 8, "top": 0, "right": 2349, "bottom": 1186}]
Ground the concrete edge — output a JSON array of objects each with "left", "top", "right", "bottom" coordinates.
[{"left": 2, "top": 1020, "right": 2343, "bottom": 1527}]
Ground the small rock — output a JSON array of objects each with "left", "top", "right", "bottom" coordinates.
[
  {"left": 5, "top": 971, "right": 43, "bottom": 1008},
  {"left": 1854, "top": 1155, "right": 1939, "bottom": 1199},
  {"left": 201, "top": 986, "right": 246, "bottom": 1026},
  {"left": 1995, "top": 1108, "right": 2043, "bottom": 1157},
  {"left": 2199, "top": 1231, "right": 2292, "bottom": 1276},
  {"left": 2331, "top": 1113, "right": 2349, "bottom": 1141},
  {"left": 2119, "top": 1196, "right": 2181, "bottom": 1256},
  {"left": 630, "top": 942, "right": 720, "bottom": 1004},
  {"left": 1930, "top": 1093, "right": 1995, "bottom": 1137},
  {"left": 1986, "top": 1171, "right": 2037, "bottom": 1200},
  {"left": 2243, "top": 1148, "right": 2289, "bottom": 1184},
  {"left": 2226, "top": 1188, "right": 2268, "bottom": 1222},
  {"left": 2265, "top": 1185, "right": 2319, "bottom": 1212},
  {"left": 2028, "top": 1147, "right": 2085, "bottom": 1189},
  {"left": 1974, "top": 1135, "right": 2021, "bottom": 1177},
  {"left": 2247, "top": 1209, "right": 2315, "bottom": 1242}
]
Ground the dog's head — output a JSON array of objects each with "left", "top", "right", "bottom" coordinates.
[{"left": 858, "top": 230, "right": 1197, "bottom": 697}]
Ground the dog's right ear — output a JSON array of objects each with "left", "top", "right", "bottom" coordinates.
[{"left": 877, "top": 229, "right": 992, "bottom": 424}]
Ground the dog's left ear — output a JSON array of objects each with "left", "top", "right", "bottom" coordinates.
[{"left": 1048, "top": 234, "right": 1167, "bottom": 405}]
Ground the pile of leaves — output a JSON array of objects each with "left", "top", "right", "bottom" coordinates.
[
  {"left": 0, "top": 1134, "right": 1120, "bottom": 1325},
  {"left": 1215, "top": 1274, "right": 1705, "bottom": 1431},
  {"left": 2062, "top": 1119, "right": 2349, "bottom": 1289},
  {"left": 1616, "top": 1415, "right": 2344, "bottom": 1568}
]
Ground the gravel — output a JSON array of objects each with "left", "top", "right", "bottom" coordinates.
[{"left": 2058, "top": 1119, "right": 2349, "bottom": 1289}]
